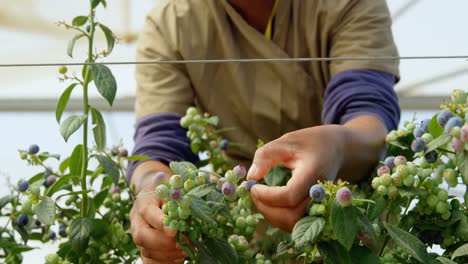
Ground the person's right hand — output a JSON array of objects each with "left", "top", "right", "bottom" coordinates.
[{"left": 130, "top": 184, "right": 187, "bottom": 264}]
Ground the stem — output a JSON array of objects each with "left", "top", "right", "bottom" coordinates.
[{"left": 196, "top": 169, "right": 223, "bottom": 179}]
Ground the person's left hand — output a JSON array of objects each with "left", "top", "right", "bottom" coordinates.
[{"left": 246, "top": 125, "right": 346, "bottom": 232}]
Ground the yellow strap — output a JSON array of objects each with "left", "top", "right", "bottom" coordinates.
[{"left": 265, "top": 0, "right": 279, "bottom": 40}]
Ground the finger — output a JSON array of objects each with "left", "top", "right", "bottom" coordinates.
[
  {"left": 252, "top": 197, "right": 309, "bottom": 232},
  {"left": 140, "top": 247, "right": 186, "bottom": 262},
  {"left": 131, "top": 213, "right": 180, "bottom": 251},
  {"left": 250, "top": 162, "right": 317, "bottom": 207},
  {"left": 247, "top": 139, "right": 296, "bottom": 181},
  {"left": 139, "top": 201, "right": 177, "bottom": 237}
]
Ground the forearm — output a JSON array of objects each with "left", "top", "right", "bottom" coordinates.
[
  {"left": 131, "top": 160, "right": 172, "bottom": 194},
  {"left": 338, "top": 115, "right": 387, "bottom": 183}
]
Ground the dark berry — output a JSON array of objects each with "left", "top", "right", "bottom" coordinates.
[
  {"left": 17, "top": 214, "right": 29, "bottom": 227},
  {"left": 309, "top": 184, "right": 325, "bottom": 202},
  {"left": 384, "top": 156, "right": 396, "bottom": 169},
  {"left": 413, "top": 127, "right": 424, "bottom": 138},
  {"left": 336, "top": 187, "right": 352, "bottom": 207},
  {"left": 437, "top": 110, "right": 454, "bottom": 127},
  {"left": 48, "top": 230, "right": 56, "bottom": 240},
  {"left": 35, "top": 219, "right": 41, "bottom": 227},
  {"left": 411, "top": 138, "right": 426, "bottom": 153},
  {"left": 169, "top": 189, "right": 183, "bottom": 201},
  {"left": 86, "top": 25, "right": 91, "bottom": 32},
  {"left": 233, "top": 165, "right": 247, "bottom": 179},
  {"left": 112, "top": 187, "right": 121, "bottom": 194},
  {"left": 445, "top": 116, "right": 463, "bottom": 134},
  {"left": 222, "top": 182, "right": 236, "bottom": 196},
  {"left": 220, "top": 139, "right": 229, "bottom": 150},
  {"left": 28, "top": 144, "right": 40, "bottom": 154},
  {"left": 59, "top": 224, "right": 67, "bottom": 237},
  {"left": 110, "top": 146, "right": 119, "bottom": 156},
  {"left": 119, "top": 148, "right": 128, "bottom": 157},
  {"left": 17, "top": 179, "right": 29, "bottom": 192},
  {"left": 424, "top": 150, "right": 438, "bottom": 163},
  {"left": 420, "top": 119, "right": 431, "bottom": 132},
  {"left": 245, "top": 180, "right": 257, "bottom": 191},
  {"left": 46, "top": 176, "right": 57, "bottom": 187}
]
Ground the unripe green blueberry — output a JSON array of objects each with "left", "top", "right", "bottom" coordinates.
[
  {"left": 168, "top": 209, "right": 179, "bottom": 219},
  {"left": 45, "top": 253, "right": 60, "bottom": 264},
  {"left": 421, "top": 133, "right": 434, "bottom": 144},
  {"left": 179, "top": 116, "right": 192, "bottom": 127},
  {"left": 216, "top": 228, "right": 224, "bottom": 239},
  {"left": 386, "top": 130, "right": 398, "bottom": 142},
  {"left": 29, "top": 185, "right": 40, "bottom": 200},
  {"left": 423, "top": 206, "right": 433, "bottom": 215},
  {"left": 406, "top": 162, "right": 418, "bottom": 175},
  {"left": 397, "top": 129, "right": 407, "bottom": 137},
  {"left": 236, "top": 217, "right": 246, "bottom": 228},
  {"left": 443, "top": 169, "right": 458, "bottom": 187},
  {"left": 236, "top": 185, "right": 248, "bottom": 198},
  {"left": 162, "top": 204, "right": 169, "bottom": 214},
  {"left": 422, "top": 178, "right": 435, "bottom": 190},
  {"left": 238, "top": 236, "right": 249, "bottom": 251},
  {"left": 419, "top": 157, "right": 430, "bottom": 168},
  {"left": 178, "top": 207, "right": 191, "bottom": 220},
  {"left": 245, "top": 215, "right": 257, "bottom": 226},
  {"left": 436, "top": 201, "right": 449, "bottom": 214},
  {"left": 388, "top": 186, "right": 399, "bottom": 199},
  {"left": 380, "top": 173, "right": 392, "bottom": 186},
  {"left": 395, "top": 165, "right": 408, "bottom": 178},
  {"left": 208, "top": 228, "right": 217, "bottom": 238},
  {"left": 245, "top": 226, "right": 255, "bottom": 236},
  {"left": 179, "top": 220, "right": 188, "bottom": 232},
  {"left": 405, "top": 122, "right": 416, "bottom": 133},
  {"left": 112, "top": 192, "right": 120, "bottom": 202},
  {"left": 189, "top": 228, "right": 200, "bottom": 241},
  {"left": 404, "top": 175, "right": 415, "bottom": 187},
  {"left": 228, "top": 234, "right": 239, "bottom": 246},
  {"left": 426, "top": 194, "right": 439, "bottom": 208},
  {"left": 156, "top": 185, "right": 169, "bottom": 200},
  {"left": 243, "top": 249, "right": 254, "bottom": 259},
  {"left": 255, "top": 253, "right": 265, "bottom": 261},
  {"left": 420, "top": 168, "right": 433, "bottom": 179},
  {"left": 451, "top": 89, "right": 466, "bottom": 104},
  {"left": 169, "top": 220, "right": 179, "bottom": 231},
  {"left": 103, "top": 197, "right": 112, "bottom": 208},
  {"left": 58, "top": 65, "right": 68, "bottom": 74},
  {"left": 316, "top": 204, "right": 327, "bottom": 215},
  {"left": 183, "top": 179, "right": 194, "bottom": 192},
  {"left": 371, "top": 177, "right": 382, "bottom": 190},
  {"left": 377, "top": 185, "right": 388, "bottom": 196},
  {"left": 441, "top": 212, "right": 451, "bottom": 220},
  {"left": 391, "top": 173, "right": 402, "bottom": 186},
  {"left": 225, "top": 170, "right": 238, "bottom": 183},
  {"left": 195, "top": 175, "right": 205, "bottom": 185},
  {"left": 437, "top": 189, "right": 449, "bottom": 202},
  {"left": 169, "top": 175, "right": 183, "bottom": 189}
]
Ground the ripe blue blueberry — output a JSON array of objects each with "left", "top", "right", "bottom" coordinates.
[
  {"left": 35, "top": 219, "right": 41, "bottom": 227},
  {"left": 411, "top": 138, "right": 426, "bottom": 153},
  {"left": 17, "top": 214, "right": 29, "bottom": 227},
  {"left": 437, "top": 110, "right": 454, "bottom": 127},
  {"left": 377, "top": 166, "right": 390, "bottom": 176},
  {"left": 28, "top": 144, "right": 40, "bottom": 154},
  {"left": 309, "top": 184, "right": 325, "bottom": 202},
  {"left": 245, "top": 180, "right": 257, "bottom": 191},
  {"left": 444, "top": 116, "right": 463, "bottom": 134},
  {"left": 17, "top": 179, "right": 29, "bottom": 192},
  {"left": 233, "top": 165, "right": 247, "bottom": 179},
  {"left": 420, "top": 119, "right": 431, "bottom": 132},
  {"left": 48, "top": 230, "right": 56, "bottom": 240},
  {"left": 59, "top": 223, "right": 67, "bottom": 237},
  {"left": 424, "top": 150, "right": 438, "bottom": 164},
  {"left": 220, "top": 139, "right": 229, "bottom": 150},
  {"left": 384, "top": 156, "right": 396, "bottom": 169},
  {"left": 336, "top": 187, "right": 352, "bottom": 207},
  {"left": 169, "top": 188, "right": 183, "bottom": 201},
  {"left": 222, "top": 182, "right": 236, "bottom": 196},
  {"left": 413, "top": 127, "right": 424, "bottom": 138},
  {"left": 151, "top": 171, "right": 167, "bottom": 186}
]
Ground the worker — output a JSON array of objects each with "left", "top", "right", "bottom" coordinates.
[{"left": 128, "top": 0, "right": 400, "bottom": 263}]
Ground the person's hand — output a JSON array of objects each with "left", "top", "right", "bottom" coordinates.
[
  {"left": 130, "top": 184, "right": 187, "bottom": 264},
  {"left": 246, "top": 125, "right": 346, "bottom": 232}
]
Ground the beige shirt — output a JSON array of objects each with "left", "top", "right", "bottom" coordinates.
[{"left": 135, "top": 0, "right": 399, "bottom": 163}]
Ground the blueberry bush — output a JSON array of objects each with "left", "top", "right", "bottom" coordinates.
[{"left": 1, "top": 0, "right": 467, "bottom": 263}]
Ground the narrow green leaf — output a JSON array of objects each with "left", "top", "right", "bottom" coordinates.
[
  {"left": 457, "top": 151, "right": 468, "bottom": 185},
  {"left": 367, "top": 194, "right": 387, "bottom": 221},
  {"left": 59, "top": 157, "right": 70, "bottom": 174},
  {"left": 0, "top": 195, "right": 14, "bottom": 209},
  {"left": 384, "top": 223, "right": 431, "bottom": 263},
  {"left": 390, "top": 141, "right": 409, "bottom": 150},
  {"left": 69, "top": 217, "right": 93, "bottom": 252},
  {"left": 206, "top": 116, "right": 219, "bottom": 126},
  {"left": 126, "top": 155, "right": 150, "bottom": 161},
  {"left": 96, "top": 155, "right": 120, "bottom": 184},
  {"left": 187, "top": 184, "right": 215, "bottom": 198},
  {"left": 56, "top": 83, "right": 77, "bottom": 123},
  {"left": 90, "top": 64, "right": 117, "bottom": 106},
  {"left": 90, "top": 107, "right": 106, "bottom": 151},
  {"left": 291, "top": 216, "right": 325, "bottom": 249},
  {"left": 60, "top": 115, "right": 86, "bottom": 142},
  {"left": 437, "top": 257, "right": 457, "bottom": 264},
  {"left": 69, "top": 144, "right": 83, "bottom": 177},
  {"left": 91, "top": 219, "right": 108, "bottom": 239},
  {"left": 350, "top": 245, "right": 381, "bottom": 264},
  {"left": 27, "top": 172, "right": 45, "bottom": 185},
  {"left": 34, "top": 196, "right": 56, "bottom": 225},
  {"left": 264, "top": 165, "right": 291, "bottom": 186},
  {"left": 85, "top": 198, "right": 95, "bottom": 219},
  {"left": 425, "top": 134, "right": 451, "bottom": 154},
  {"left": 452, "top": 243, "right": 468, "bottom": 260},
  {"left": 354, "top": 207, "right": 378, "bottom": 245},
  {"left": 98, "top": 23, "right": 115, "bottom": 54},
  {"left": 72, "top": 16, "right": 88, "bottom": 27},
  {"left": 91, "top": 0, "right": 107, "bottom": 8},
  {"left": 428, "top": 114, "right": 444, "bottom": 138},
  {"left": 317, "top": 240, "right": 352, "bottom": 264},
  {"left": 67, "top": 34, "right": 86, "bottom": 58},
  {"left": 331, "top": 202, "right": 358, "bottom": 250},
  {"left": 169, "top": 161, "right": 197, "bottom": 181},
  {"left": 188, "top": 194, "right": 215, "bottom": 225},
  {"left": 45, "top": 174, "right": 74, "bottom": 197}
]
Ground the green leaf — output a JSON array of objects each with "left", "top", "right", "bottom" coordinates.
[
  {"left": 367, "top": 194, "right": 387, "bottom": 221},
  {"left": 350, "top": 245, "right": 381, "bottom": 264},
  {"left": 69, "top": 217, "right": 93, "bottom": 252},
  {"left": 452, "top": 243, "right": 468, "bottom": 260},
  {"left": 425, "top": 134, "right": 451, "bottom": 154},
  {"left": 69, "top": 144, "right": 83, "bottom": 177},
  {"left": 331, "top": 202, "right": 358, "bottom": 250},
  {"left": 384, "top": 223, "right": 431, "bottom": 263},
  {"left": 206, "top": 116, "right": 219, "bottom": 126},
  {"left": 59, "top": 157, "right": 70, "bottom": 173},
  {"left": 37, "top": 152, "right": 60, "bottom": 161},
  {"left": 206, "top": 201, "right": 231, "bottom": 218},
  {"left": 60, "top": 115, "right": 86, "bottom": 142},
  {"left": 91, "top": 219, "right": 108, "bottom": 239},
  {"left": 56, "top": 83, "right": 77, "bottom": 123},
  {"left": 67, "top": 34, "right": 86, "bottom": 58},
  {"left": 126, "top": 155, "right": 150, "bottom": 161},
  {"left": 85, "top": 197, "right": 95, "bottom": 219},
  {"left": 72, "top": 16, "right": 88, "bottom": 27},
  {"left": 457, "top": 151, "right": 468, "bottom": 185},
  {"left": 291, "top": 216, "right": 325, "bottom": 249},
  {"left": 0, "top": 195, "right": 14, "bottom": 209},
  {"left": 91, "top": 0, "right": 107, "bottom": 8},
  {"left": 45, "top": 174, "right": 74, "bottom": 197},
  {"left": 91, "top": 64, "right": 117, "bottom": 106},
  {"left": 187, "top": 184, "right": 215, "bottom": 198},
  {"left": 317, "top": 240, "right": 352, "bottom": 264},
  {"left": 429, "top": 114, "right": 444, "bottom": 138},
  {"left": 264, "top": 165, "right": 291, "bottom": 186},
  {"left": 188, "top": 194, "right": 215, "bottom": 225},
  {"left": 90, "top": 107, "right": 106, "bottom": 151},
  {"left": 204, "top": 238, "right": 238, "bottom": 264},
  {"left": 169, "top": 161, "right": 197, "bottom": 181},
  {"left": 354, "top": 207, "right": 378, "bottom": 244},
  {"left": 34, "top": 196, "right": 56, "bottom": 225},
  {"left": 28, "top": 172, "right": 45, "bottom": 185},
  {"left": 437, "top": 257, "right": 458, "bottom": 264},
  {"left": 96, "top": 155, "right": 120, "bottom": 184},
  {"left": 93, "top": 189, "right": 109, "bottom": 208},
  {"left": 98, "top": 24, "right": 115, "bottom": 54}
]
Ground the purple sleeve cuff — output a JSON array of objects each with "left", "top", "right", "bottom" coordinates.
[
  {"left": 127, "top": 113, "right": 199, "bottom": 182},
  {"left": 322, "top": 69, "right": 400, "bottom": 131}
]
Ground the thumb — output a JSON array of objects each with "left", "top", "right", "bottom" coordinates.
[{"left": 247, "top": 139, "right": 295, "bottom": 181}]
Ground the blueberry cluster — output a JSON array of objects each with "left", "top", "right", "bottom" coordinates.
[{"left": 372, "top": 155, "right": 417, "bottom": 199}]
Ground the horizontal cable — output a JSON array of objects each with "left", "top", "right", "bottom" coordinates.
[{"left": 1, "top": 55, "right": 468, "bottom": 68}]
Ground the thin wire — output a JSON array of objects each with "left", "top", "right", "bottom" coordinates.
[{"left": 1, "top": 55, "right": 468, "bottom": 68}]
